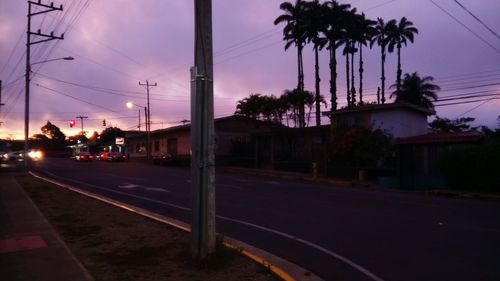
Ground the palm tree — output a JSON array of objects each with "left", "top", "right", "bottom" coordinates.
[
  {"left": 274, "top": 0, "right": 307, "bottom": 92},
  {"left": 390, "top": 72, "right": 440, "bottom": 110},
  {"left": 322, "top": 1, "right": 351, "bottom": 111},
  {"left": 387, "top": 17, "right": 418, "bottom": 95},
  {"left": 303, "top": 0, "right": 327, "bottom": 126},
  {"left": 338, "top": 8, "right": 358, "bottom": 107},
  {"left": 282, "top": 88, "right": 313, "bottom": 127},
  {"left": 235, "top": 94, "right": 264, "bottom": 119},
  {"left": 370, "top": 18, "right": 396, "bottom": 104},
  {"left": 355, "top": 13, "right": 376, "bottom": 104}
]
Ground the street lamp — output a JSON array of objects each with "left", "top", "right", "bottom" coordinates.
[
  {"left": 24, "top": 56, "right": 74, "bottom": 170},
  {"left": 30, "top": 56, "right": 74, "bottom": 66},
  {"left": 126, "top": 102, "right": 150, "bottom": 160}
]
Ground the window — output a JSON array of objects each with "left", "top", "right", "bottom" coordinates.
[{"left": 135, "top": 144, "right": 140, "bottom": 153}]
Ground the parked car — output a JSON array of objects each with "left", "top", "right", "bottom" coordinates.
[
  {"left": 108, "top": 152, "right": 127, "bottom": 162},
  {"left": 152, "top": 153, "right": 174, "bottom": 165},
  {"left": 75, "top": 152, "right": 94, "bottom": 161}
]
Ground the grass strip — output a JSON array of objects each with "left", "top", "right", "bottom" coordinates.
[{"left": 16, "top": 174, "right": 279, "bottom": 281}]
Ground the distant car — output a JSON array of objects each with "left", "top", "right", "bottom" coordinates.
[
  {"left": 75, "top": 152, "right": 94, "bottom": 161},
  {"left": 152, "top": 153, "right": 174, "bottom": 165},
  {"left": 2, "top": 150, "right": 43, "bottom": 162},
  {"left": 99, "top": 152, "right": 110, "bottom": 161},
  {"left": 108, "top": 152, "right": 127, "bottom": 162},
  {"left": 2, "top": 151, "right": 24, "bottom": 162}
]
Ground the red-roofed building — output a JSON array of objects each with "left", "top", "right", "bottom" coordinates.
[{"left": 392, "top": 131, "right": 483, "bottom": 189}]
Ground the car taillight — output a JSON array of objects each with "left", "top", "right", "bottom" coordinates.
[
  {"left": 90, "top": 155, "right": 95, "bottom": 159},
  {"left": 81, "top": 155, "right": 87, "bottom": 159},
  {"left": 122, "top": 155, "right": 126, "bottom": 158}
]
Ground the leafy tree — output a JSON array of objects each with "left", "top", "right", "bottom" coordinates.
[
  {"left": 274, "top": 0, "right": 308, "bottom": 92},
  {"left": 387, "top": 17, "right": 418, "bottom": 94},
  {"left": 371, "top": 18, "right": 396, "bottom": 104},
  {"left": 99, "top": 127, "right": 125, "bottom": 145},
  {"left": 330, "top": 127, "right": 394, "bottom": 169},
  {"left": 39, "top": 121, "right": 66, "bottom": 150},
  {"left": 30, "top": 134, "right": 50, "bottom": 149},
  {"left": 282, "top": 88, "right": 314, "bottom": 128},
  {"left": 429, "top": 116, "right": 477, "bottom": 132},
  {"left": 41, "top": 121, "right": 66, "bottom": 141},
  {"left": 390, "top": 72, "right": 440, "bottom": 110}
]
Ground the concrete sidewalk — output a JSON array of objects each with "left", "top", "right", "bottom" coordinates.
[{"left": 0, "top": 173, "right": 93, "bottom": 281}]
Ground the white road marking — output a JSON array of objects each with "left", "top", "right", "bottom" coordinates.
[
  {"left": 217, "top": 215, "right": 385, "bottom": 281},
  {"left": 118, "top": 183, "right": 139, "bottom": 189},
  {"left": 39, "top": 170, "right": 384, "bottom": 281},
  {"left": 118, "top": 183, "right": 168, "bottom": 192}
]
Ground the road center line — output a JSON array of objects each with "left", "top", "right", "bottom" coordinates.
[{"left": 38, "top": 170, "right": 384, "bottom": 281}]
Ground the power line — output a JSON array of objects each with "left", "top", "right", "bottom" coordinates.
[
  {"left": 35, "top": 83, "right": 123, "bottom": 113},
  {"left": 428, "top": 0, "right": 500, "bottom": 54},
  {"left": 453, "top": 0, "right": 500, "bottom": 40}
]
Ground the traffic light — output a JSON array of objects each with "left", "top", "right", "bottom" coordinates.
[
  {"left": 69, "top": 120, "right": 76, "bottom": 127},
  {"left": 102, "top": 119, "right": 106, "bottom": 126}
]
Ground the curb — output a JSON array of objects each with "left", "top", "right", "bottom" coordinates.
[{"left": 29, "top": 172, "right": 323, "bottom": 281}]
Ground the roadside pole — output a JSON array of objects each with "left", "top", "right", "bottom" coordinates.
[{"left": 191, "top": 0, "right": 216, "bottom": 259}]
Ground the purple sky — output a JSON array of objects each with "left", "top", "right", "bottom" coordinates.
[{"left": 1, "top": 0, "right": 499, "bottom": 139}]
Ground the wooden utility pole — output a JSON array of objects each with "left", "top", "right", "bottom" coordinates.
[
  {"left": 76, "top": 116, "right": 88, "bottom": 135},
  {"left": 139, "top": 80, "right": 157, "bottom": 160},
  {"left": 0, "top": 80, "right": 4, "bottom": 107},
  {"left": 24, "top": 1, "right": 64, "bottom": 170},
  {"left": 191, "top": 0, "right": 216, "bottom": 259}
]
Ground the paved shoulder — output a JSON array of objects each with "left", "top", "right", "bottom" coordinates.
[{"left": 0, "top": 173, "right": 93, "bottom": 281}]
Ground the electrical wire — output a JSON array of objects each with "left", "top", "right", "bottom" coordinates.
[{"left": 428, "top": 0, "right": 500, "bottom": 54}]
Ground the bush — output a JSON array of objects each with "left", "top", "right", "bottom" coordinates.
[{"left": 440, "top": 141, "right": 500, "bottom": 191}]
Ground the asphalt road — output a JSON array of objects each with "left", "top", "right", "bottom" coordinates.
[{"left": 27, "top": 158, "right": 500, "bottom": 281}]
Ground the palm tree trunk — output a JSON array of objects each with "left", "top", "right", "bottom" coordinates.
[
  {"left": 297, "top": 45, "right": 304, "bottom": 91},
  {"left": 359, "top": 42, "right": 363, "bottom": 104},
  {"left": 396, "top": 43, "right": 402, "bottom": 95},
  {"left": 350, "top": 43, "right": 356, "bottom": 105},
  {"left": 329, "top": 43, "right": 338, "bottom": 111},
  {"left": 381, "top": 45, "right": 386, "bottom": 104},
  {"left": 346, "top": 46, "right": 350, "bottom": 107},
  {"left": 314, "top": 45, "right": 321, "bottom": 126}
]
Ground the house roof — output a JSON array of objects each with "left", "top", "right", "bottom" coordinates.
[
  {"left": 323, "top": 102, "right": 435, "bottom": 116},
  {"left": 125, "top": 115, "right": 283, "bottom": 139},
  {"left": 395, "top": 131, "right": 483, "bottom": 145}
]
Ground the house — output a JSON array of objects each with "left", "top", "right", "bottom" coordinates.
[
  {"left": 324, "top": 102, "right": 435, "bottom": 138},
  {"left": 125, "top": 115, "right": 281, "bottom": 163},
  {"left": 253, "top": 125, "right": 330, "bottom": 172},
  {"left": 391, "top": 131, "right": 483, "bottom": 189}
]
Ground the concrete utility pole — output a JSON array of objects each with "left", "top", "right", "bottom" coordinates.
[
  {"left": 139, "top": 80, "right": 157, "bottom": 160},
  {"left": 25, "top": 1, "right": 64, "bottom": 170},
  {"left": 191, "top": 0, "right": 216, "bottom": 259},
  {"left": 76, "top": 116, "right": 88, "bottom": 135}
]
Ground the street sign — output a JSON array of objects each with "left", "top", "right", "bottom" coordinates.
[{"left": 115, "top": 137, "right": 124, "bottom": 145}]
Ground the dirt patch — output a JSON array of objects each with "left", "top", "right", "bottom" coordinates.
[{"left": 16, "top": 174, "right": 279, "bottom": 281}]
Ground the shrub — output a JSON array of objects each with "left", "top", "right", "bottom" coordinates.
[{"left": 440, "top": 141, "right": 500, "bottom": 191}]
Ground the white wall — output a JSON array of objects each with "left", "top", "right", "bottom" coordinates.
[{"left": 372, "top": 109, "right": 429, "bottom": 138}]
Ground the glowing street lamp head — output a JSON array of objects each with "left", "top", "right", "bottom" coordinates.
[{"left": 126, "top": 102, "right": 133, "bottom": 109}]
